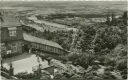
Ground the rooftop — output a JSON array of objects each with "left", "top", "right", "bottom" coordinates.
[
  {"left": 3, "top": 53, "right": 49, "bottom": 75},
  {"left": 23, "top": 33, "right": 63, "bottom": 49}
]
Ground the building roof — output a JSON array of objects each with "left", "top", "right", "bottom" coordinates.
[
  {"left": 1, "top": 14, "right": 21, "bottom": 27},
  {"left": 23, "top": 33, "right": 63, "bottom": 49},
  {"left": 3, "top": 53, "right": 49, "bottom": 75}
]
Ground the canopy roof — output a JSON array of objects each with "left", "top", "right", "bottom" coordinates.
[{"left": 23, "top": 33, "right": 63, "bottom": 49}]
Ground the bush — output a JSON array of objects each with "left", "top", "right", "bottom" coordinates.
[{"left": 68, "top": 52, "right": 96, "bottom": 69}]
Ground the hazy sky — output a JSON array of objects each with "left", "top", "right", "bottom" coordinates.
[{"left": 0, "top": 0, "right": 127, "bottom": 1}]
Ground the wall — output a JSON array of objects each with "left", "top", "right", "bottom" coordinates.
[
  {"left": 1, "top": 27, "right": 10, "bottom": 42},
  {"left": 6, "top": 41, "right": 23, "bottom": 54},
  {"left": 1, "top": 26, "right": 23, "bottom": 42}
]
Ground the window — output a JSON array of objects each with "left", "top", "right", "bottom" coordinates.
[
  {"left": 8, "top": 27, "right": 17, "bottom": 37},
  {"left": 1, "top": 43, "right": 6, "bottom": 53},
  {"left": 39, "top": 44, "right": 42, "bottom": 49},
  {"left": 43, "top": 45, "right": 45, "bottom": 50},
  {"left": 55, "top": 48, "right": 58, "bottom": 53},
  {"left": 46, "top": 45, "right": 48, "bottom": 50},
  {"left": 11, "top": 43, "right": 17, "bottom": 52},
  {"left": 9, "top": 30, "right": 16, "bottom": 36},
  {"left": 47, "top": 46, "right": 50, "bottom": 50},
  {"left": 58, "top": 49, "right": 61, "bottom": 53},
  {"left": 49, "top": 47, "right": 52, "bottom": 51},
  {"left": 51, "top": 47, "right": 54, "bottom": 52}
]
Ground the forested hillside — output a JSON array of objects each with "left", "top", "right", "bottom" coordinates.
[{"left": 39, "top": 12, "right": 127, "bottom": 80}]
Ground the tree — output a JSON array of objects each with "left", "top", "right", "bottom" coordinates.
[
  {"left": 0, "top": 11, "right": 4, "bottom": 22},
  {"left": 122, "top": 11, "right": 127, "bottom": 25},
  {"left": 68, "top": 52, "right": 95, "bottom": 69}
]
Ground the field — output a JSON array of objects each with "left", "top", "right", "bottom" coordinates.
[{"left": 0, "top": 1, "right": 127, "bottom": 15}]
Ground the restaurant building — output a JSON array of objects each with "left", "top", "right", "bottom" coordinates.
[
  {"left": 1, "top": 13, "right": 67, "bottom": 58},
  {"left": 1, "top": 13, "right": 68, "bottom": 75}
]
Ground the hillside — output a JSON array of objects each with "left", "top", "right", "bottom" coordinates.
[{"left": 0, "top": 1, "right": 127, "bottom": 80}]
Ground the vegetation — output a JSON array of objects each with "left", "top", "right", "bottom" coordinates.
[
  {"left": 41, "top": 30, "right": 73, "bottom": 50},
  {"left": 1, "top": 8, "right": 127, "bottom": 79},
  {"left": 37, "top": 13, "right": 106, "bottom": 20}
]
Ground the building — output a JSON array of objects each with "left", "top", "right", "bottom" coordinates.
[
  {"left": 1, "top": 13, "right": 68, "bottom": 75},
  {"left": 1, "top": 13, "right": 67, "bottom": 58}
]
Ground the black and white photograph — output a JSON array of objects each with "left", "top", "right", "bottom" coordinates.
[{"left": 0, "top": 0, "right": 127, "bottom": 80}]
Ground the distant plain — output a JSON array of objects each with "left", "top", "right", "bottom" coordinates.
[{"left": 0, "top": 1, "right": 127, "bottom": 15}]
